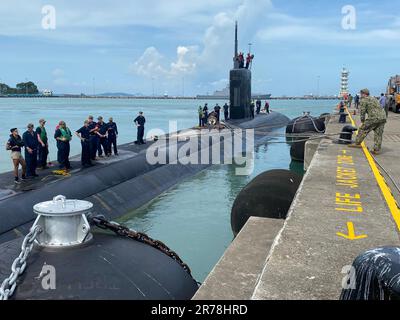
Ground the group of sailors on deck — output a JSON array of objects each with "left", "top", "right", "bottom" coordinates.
[
  {"left": 197, "top": 100, "right": 270, "bottom": 127},
  {"left": 6, "top": 115, "right": 120, "bottom": 184}
]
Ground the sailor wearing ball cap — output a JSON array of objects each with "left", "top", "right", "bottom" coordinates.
[{"left": 349, "top": 89, "right": 387, "bottom": 154}]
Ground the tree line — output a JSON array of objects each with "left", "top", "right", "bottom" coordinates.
[{"left": 0, "top": 82, "right": 39, "bottom": 95}]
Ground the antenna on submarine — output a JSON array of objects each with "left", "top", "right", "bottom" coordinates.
[{"left": 233, "top": 21, "right": 239, "bottom": 69}]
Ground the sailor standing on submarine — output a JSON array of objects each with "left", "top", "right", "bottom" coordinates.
[
  {"left": 36, "top": 119, "right": 49, "bottom": 169},
  {"left": 76, "top": 120, "right": 93, "bottom": 168},
  {"left": 96, "top": 116, "right": 109, "bottom": 157},
  {"left": 22, "top": 123, "right": 39, "bottom": 178},
  {"left": 107, "top": 117, "right": 119, "bottom": 156},
  {"left": 54, "top": 121, "right": 72, "bottom": 170},
  {"left": 134, "top": 111, "right": 146, "bottom": 145},
  {"left": 88, "top": 115, "right": 99, "bottom": 161}
]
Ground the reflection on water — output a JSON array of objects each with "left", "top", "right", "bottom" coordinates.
[
  {"left": 0, "top": 98, "right": 334, "bottom": 282},
  {"left": 120, "top": 134, "right": 294, "bottom": 281},
  {"left": 120, "top": 101, "right": 334, "bottom": 282}
]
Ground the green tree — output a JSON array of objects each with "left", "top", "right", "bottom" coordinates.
[
  {"left": 16, "top": 81, "right": 39, "bottom": 94},
  {"left": 0, "top": 83, "right": 10, "bottom": 95}
]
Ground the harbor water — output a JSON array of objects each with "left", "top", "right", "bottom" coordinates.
[{"left": 0, "top": 98, "right": 335, "bottom": 282}]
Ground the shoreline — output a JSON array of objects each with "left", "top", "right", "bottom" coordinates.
[{"left": 0, "top": 95, "right": 341, "bottom": 101}]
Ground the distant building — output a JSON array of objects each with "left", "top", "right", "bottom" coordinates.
[
  {"left": 196, "top": 84, "right": 271, "bottom": 100},
  {"left": 42, "top": 89, "right": 53, "bottom": 96}
]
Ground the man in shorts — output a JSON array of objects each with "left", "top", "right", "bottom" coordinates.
[{"left": 6, "top": 128, "right": 27, "bottom": 184}]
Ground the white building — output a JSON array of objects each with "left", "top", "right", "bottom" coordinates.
[
  {"left": 339, "top": 68, "right": 349, "bottom": 98},
  {"left": 42, "top": 89, "right": 53, "bottom": 96}
]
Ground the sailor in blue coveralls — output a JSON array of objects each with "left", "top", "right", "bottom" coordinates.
[
  {"left": 96, "top": 116, "right": 109, "bottom": 157},
  {"left": 107, "top": 117, "right": 118, "bottom": 155},
  {"left": 22, "top": 123, "right": 39, "bottom": 178},
  {"left": 76, "top": 120, "right": 93, "bottom": 167},
  {"left": 54, "top": 121, "right": 72, "bottom": 170},
  {"left": 88, "top": 115, "right": 98, "bottom": 161},
  {"left": 134, "top": 112, "right": 146, "bottom": 145}
]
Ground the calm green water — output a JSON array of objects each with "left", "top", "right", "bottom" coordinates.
[{"left": 0, "top": 98, "right": 335, "bottom": 282}]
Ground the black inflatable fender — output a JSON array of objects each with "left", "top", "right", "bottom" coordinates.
[{"left": 230, "top": 169, "right": 302, "bottom": 236}]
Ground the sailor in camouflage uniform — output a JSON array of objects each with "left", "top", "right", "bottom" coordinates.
[{"left": 349, "top": 89, "right": 387, "bottom": 155}]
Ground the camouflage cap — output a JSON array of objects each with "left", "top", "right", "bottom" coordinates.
[{"left": 360, "top": 88, "right": 370, "bottom": 95}]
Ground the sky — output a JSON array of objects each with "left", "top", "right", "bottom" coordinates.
[{"left": 0, "top": 0, "right": 399, "bottom": 96}]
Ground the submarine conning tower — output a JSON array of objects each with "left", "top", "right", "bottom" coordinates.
[{"left": 229, "top": 21, "right": 252, "bottom": 120}]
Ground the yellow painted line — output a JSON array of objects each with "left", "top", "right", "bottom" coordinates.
[{"left": 346, "top": 108, "right": 400, "bottom": 231}]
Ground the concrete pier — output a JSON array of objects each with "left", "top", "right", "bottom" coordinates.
[{"left": 195, "top": 109, "right": 400, "bottom": 300}]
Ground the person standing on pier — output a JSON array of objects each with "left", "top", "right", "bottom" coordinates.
[
  {"left": 223, "top": 103, "right": 229, "bottom": 121},
  {"left": 348, "top": 94, "right": 353, "bottom": 108},
  {"left": 54, "top": 121, "right": 72, "bottom": 170},
  {"left": 354, "top": 94, "right": 360, "bottom": 109},
  {"left": 22, "top": 123, "right": 39, "bottom": 178},
  {"left": 379, "top": 93, "right": 389, "bottom": 117},
  {"left": 76, "top": 120, "right": 93, "bottom": 168},
  {"left": 107, "top": 117, "right": 118, "bottom": 156},
  {"left": 250, "top": 101, "right": 255, "bottom": 118},
  {"left": 88, "top": 115, "right": 98, "bottom": 161},
  {"left": 96, "top": 116, "right": 109, "bottom": 157},
  {"left": 6, "top": 128, "right": 26, "bottom": 184},
  {"left": 134, "top": 111, "right": 146, "bottom": 145},
  {"left": 349, "top": 89, "right": 387, "bottom": 155},
  {"left": 36, "top": 119, "right": 49, "bottom": 169}
]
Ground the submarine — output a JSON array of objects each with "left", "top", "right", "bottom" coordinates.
[
  {"left": 0, "top": 21, "right": 289, "bottom": 245},
  {"left": 0, "top": 21, "right": 290, "bottom": 300}
]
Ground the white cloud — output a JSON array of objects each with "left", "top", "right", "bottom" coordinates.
[
  {"left": 210, "top": 78, "right": 229, "bottom": 88},
  {"left": 52, "top": 68, "right": 64, "bottom": 77},
  {"left": 130, "top": 0, "right": 273, "bottom": 89},
  {"left": 256, "top": 24, "right": 400, "bottom": 45},
  {"left": 0, "top": 0, "right": 242, "bottom": 44},
  {"left": 53, "top": 77, "right": 69, "bottom": 86},
  {"left": 170, "top": 46, "right": 198, "bottom": 75},
  {"left": 131, "top": 45, "right": 199, "bottom": 79},
  {"left": 255, "top": 8, "right": 400, "bottom": 47},
  {"left": 130, "top": 47, "right": 167, "bottom": 78}
]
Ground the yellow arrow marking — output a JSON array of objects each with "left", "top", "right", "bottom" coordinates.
[{"left": 337, "top": 222, "right": 368, "bottom": 240}]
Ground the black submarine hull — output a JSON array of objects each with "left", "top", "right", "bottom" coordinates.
[
  {"left": 0, "top": 112, "right": 290, "bottom": 244},
  {"left": 0, "top": 231, "right": 199, "bottom": 300}
]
